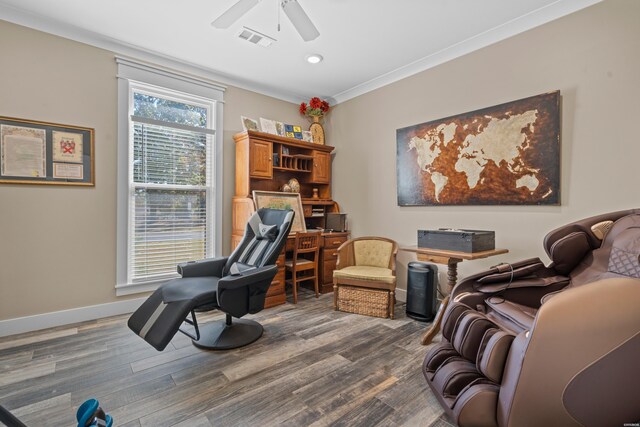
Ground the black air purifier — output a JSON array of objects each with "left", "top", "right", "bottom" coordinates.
[{"left": 406, "top": 262, "right": 438, "bottom": 322}]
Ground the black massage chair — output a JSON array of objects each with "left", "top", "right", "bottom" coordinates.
[{"left": 129, "top": 208, "right": 294, "bottom": 351}]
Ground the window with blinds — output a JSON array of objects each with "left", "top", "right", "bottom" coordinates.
[{"left": 128, "top": 86, "right": 215, "bottom": 284}]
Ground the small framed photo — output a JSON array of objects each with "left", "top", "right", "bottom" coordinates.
[
  {"left": 284, "top": 124, "right": 295, "bottom": 138},
  {"left": 302, "top": 131, "right": 313, "bottom": 142},
  {"left": 259, "top": 118, "right": 278, "bottom": 135},
  {"left": 275, "top": 122, "right": 285, "bottom": 137},
  {"left": 241, "top": 116, "right": 259, "bottom": 132}
]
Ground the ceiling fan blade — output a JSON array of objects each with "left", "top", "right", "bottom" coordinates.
[
  {"left": 212, "top": 0, "right": 261, "bottom": 29},
  {"left": 281, "top": 0, "right": 320, "bottom": 42}
]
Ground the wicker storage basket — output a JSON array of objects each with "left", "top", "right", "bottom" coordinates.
[{"left": 337, "top": 285, "right": 390, "bottom": 318}]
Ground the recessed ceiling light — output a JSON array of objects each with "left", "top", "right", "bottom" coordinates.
[{"left": 306, "top": 54, "right": 323, "bottom": 64}]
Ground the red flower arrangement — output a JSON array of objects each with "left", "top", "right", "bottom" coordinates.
[{"left": 299, "top": 97, "right": 330, "bottom": 118}]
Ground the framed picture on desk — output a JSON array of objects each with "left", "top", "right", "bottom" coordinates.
[{"left": 253, "top": 190, "right": 306, "bottom": 234}]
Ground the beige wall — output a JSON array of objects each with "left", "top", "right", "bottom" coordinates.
[
  {"left": 0, "top": 20, "right": 299, "bottom": 320},
  {"left": 2, "top": 0, "right": 638, "bottom": 320},
  {"left": 331, "top": 0, "right": 640, "bottom": 295}
]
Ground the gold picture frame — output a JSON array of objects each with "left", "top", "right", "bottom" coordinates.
[
  {"left": 0, "top": 116, "right": 95, "bottom": 186},
  {"left": 252, "top": 190, "right": 306, "bottom": 233}
]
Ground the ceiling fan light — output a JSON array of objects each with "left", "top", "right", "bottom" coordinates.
[
  {"left": 306, "top": 54, "right": 323, "bottom": 64},
  {"left": 281, "top": 0, "right": 320, "bottom": 42},
  {"left": 212, "top": 0, "right": 261, "bottom": 29}
]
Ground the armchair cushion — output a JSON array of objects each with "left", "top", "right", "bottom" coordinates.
[
  {"left": 333, "top": 266, "right": 395, "bottom": 284},
  {"left": 354, "top": 240, "right": 393, "bottom": 268}
]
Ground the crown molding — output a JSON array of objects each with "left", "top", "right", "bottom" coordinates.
[
  {"left": 331, "top": 0, "right": 603, "bottom": 104},
  {"left": 0, "top": 0, "right": 601, "bottom": 106},
  {"left": 0, "top": 2, "right": 305, "bottom": 104}
]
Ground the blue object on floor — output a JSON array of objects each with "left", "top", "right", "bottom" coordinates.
[{"left": 76, "top": 399, "right": 113, "bottom": 427}]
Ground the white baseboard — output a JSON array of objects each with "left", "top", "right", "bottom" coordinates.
[
  {"left": 0, "top": 298, "right": 146, "bottom": 338},
  {"left": 1, "top": 289, "right": 408, "bottom": 338}
]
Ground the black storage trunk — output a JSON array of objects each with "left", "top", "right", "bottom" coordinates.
[{"left": 417, "top": 229, "right": 495, "bottom": 253}]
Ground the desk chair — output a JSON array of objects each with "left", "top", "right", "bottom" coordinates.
[{"left": 285, "top": 231, "right": 320, "bottom": 303}]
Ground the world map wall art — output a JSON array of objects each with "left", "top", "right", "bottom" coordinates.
[{"left": 396, "top": 91, "right": 560, "bottom": 206}]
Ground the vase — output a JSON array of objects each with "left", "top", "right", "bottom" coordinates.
[
  {"left": 288, "top": 178, "right": 300, "bottom": 193},
  {"left": 309, "top": 115, "right": 325, "bottom": 145}
]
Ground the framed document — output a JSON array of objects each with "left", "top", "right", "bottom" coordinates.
[
  {"left": 0, "top": 116, "right": 94, "bottom": 186},
  {"left": 52, "top": 131, "right": 83, "bottom": 163},
  {"left": 53, "top": 163, "right": 84, "bottom": 179},
  {"left": 259, "top": 118, "right": 278, "bottom": 135},
  {"left": 0, "top": 125, "right": 46, "bottom": 178}
]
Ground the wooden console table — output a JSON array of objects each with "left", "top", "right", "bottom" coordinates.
[{"left": 401, "top": 246, "right": 508, "bottom": 345}]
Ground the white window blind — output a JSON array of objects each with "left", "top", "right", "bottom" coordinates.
[
  {"left": 116, "top": 57, "right": 225, "bottom": 295},
  {"left": 128, "top": 86, "right": 215, "bottom": 284}
]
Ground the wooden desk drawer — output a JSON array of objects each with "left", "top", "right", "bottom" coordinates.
[
  {"left": 274, "top": 268, "right": 285, "bottom": 283},
  {"left": 267, "top": 280, "right": 285, "bottom": 297},
  {"left": 323, "top": 259, "right": 337, "bottom": 285},
  {"left": 265, "top": 293, "right": 286, "bottom": 308},
  {"left": 323, "top": 248, "right": 339, "bottom": 261},
  {"left": 324, "top": 236, "right": 347, "bottom": 249}
]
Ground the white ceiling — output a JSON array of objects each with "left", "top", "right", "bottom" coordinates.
[{"left": 0, "top": 0, "right": 600, "bottom": 103}]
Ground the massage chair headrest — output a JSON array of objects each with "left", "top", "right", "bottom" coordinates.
[{"left": 543, "top": 209, "right": 640, "bottom": 275}]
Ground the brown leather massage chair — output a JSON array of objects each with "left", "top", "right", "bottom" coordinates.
[{"left": 423, "top": 209, "right": 640, "bottom": 427}]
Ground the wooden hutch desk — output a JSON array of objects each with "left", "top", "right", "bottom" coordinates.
[{"left": 233, "top": 130, "right": 348, "bottom": 307}]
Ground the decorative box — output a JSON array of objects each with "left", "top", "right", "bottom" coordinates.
[{"left": 417, "top": 229, "right": 495, "bottom": 253}]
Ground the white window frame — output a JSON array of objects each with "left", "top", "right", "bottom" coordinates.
[{"left": 116, "top": 57, "right": 225, "bottom": 296}]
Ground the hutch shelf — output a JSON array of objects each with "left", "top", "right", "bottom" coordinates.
[{"left": 232, "top": 130, "right": 347, "bottom": 307}]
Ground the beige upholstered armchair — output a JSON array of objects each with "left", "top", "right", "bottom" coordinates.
[{"left": 332, "top": 236, "right": 398, "bottom": 319}]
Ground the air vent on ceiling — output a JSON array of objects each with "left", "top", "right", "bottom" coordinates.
[{"left": 237, "top": 27, "right": 276, "bottom": 47}]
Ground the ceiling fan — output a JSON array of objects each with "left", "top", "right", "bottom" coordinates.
[{"left": 212, "top": 0, "right": 320, "bottom": 42}]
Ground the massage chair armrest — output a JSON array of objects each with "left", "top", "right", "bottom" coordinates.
[
  {"left": 177, "top": 257, "right": 228, "bottom": 278},
  {"left": 217, "top": 265, "right": 278, "bottom": 318},
  {"left": 218, "top": 265, "right": 278, "bottom": 291},
  {"left": 498, "top": 277, "right": 640, "bottom": 426},
  {"left": 452, "top": 257, "right": 555, "bottom": 297}
]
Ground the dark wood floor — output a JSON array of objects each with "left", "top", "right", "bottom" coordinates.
[{"left": 0, "top": 290, "right": 453, "bottom": 427}]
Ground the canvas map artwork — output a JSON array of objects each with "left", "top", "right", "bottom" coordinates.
[{"left": 396, "top": 91, "right": 560, "bottom": 206}]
